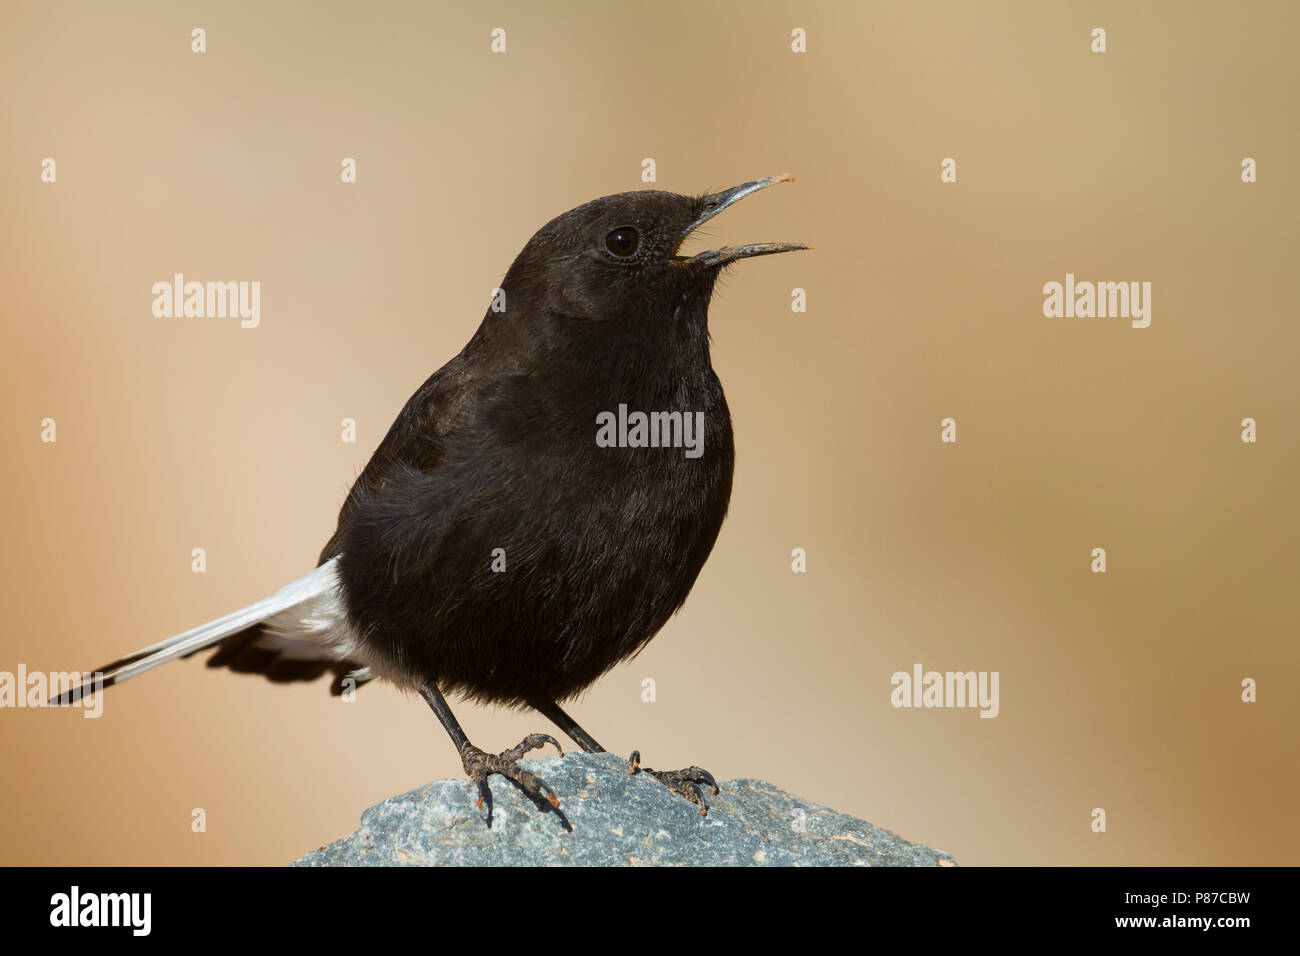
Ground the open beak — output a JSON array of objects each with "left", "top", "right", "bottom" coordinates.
[{"left": 673, "top": 174, "right": 809, "bottom": 267}]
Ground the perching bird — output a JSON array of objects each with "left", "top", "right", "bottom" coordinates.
[{"left": 62, "top": 175, "right": 807, "bottom": 822}]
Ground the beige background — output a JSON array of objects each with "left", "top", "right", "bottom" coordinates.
[{"left": 2, "top": 0, "right": 1296, "bottom": 866}]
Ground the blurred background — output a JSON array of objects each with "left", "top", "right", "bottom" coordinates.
[{"left": 1, "top": 0, "right": 1296, "bottom": 865}]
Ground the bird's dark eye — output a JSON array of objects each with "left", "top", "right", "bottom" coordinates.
[{"left": 604, "top": 226, "right": 640, "bottom": 258}]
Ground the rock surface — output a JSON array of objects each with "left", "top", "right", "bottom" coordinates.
[{"left": 294, "top": 751, "right": 955, "bottom": 866}]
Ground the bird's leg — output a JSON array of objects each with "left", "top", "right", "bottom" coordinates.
[
  {"left": 533, "top": 700, "right": 721, "bottom": 816},
  {"left": 420, "top": 682, "right": 563, "bottom": 826},
  {"left": 532, "top": 699, "right": 607, "bottom": 753}
]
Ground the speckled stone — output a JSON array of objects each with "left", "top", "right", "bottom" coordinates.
[{"left": 294, "top": 751, "right": 955, "bottom": 867}]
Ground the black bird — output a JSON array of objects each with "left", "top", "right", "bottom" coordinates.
[{"left": 63, "top": 175, "right": 807, "bottom": 822}]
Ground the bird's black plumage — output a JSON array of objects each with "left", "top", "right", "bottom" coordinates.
[
  {"left": 325, "top": 190, "right": 742, "bottom": 706},
  {"left": 78, "top": 176, "right": 806, "bottom": 820}
]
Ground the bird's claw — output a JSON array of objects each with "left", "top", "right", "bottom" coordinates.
[
  {"left": 628, "top": 749, "right": 720, "bottom": 816},
  {"left": 461, "top": 734, "right": 564, "bottom": 825}
]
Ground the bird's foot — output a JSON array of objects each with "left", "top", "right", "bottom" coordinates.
[
  {"left": 628, "top": 750, "right": 720, "bottom": 816},
  {"left": 461, "top": 733, "right": 564, "bottom": 825}
]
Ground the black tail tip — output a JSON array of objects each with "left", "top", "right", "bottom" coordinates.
[{"left": 49, "top": 674, "right": 116, "bottom": 707}]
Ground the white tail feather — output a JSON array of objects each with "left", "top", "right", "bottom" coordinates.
[{"left": 61, "top": 557, "right": 348, "bottom": 700}]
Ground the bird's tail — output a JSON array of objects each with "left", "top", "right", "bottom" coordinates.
[{"left": 52, "top": 556, "right": 350, "bottom": 705}]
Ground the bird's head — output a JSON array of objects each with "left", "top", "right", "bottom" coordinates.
[{"left": 498, "top": 175, "right": 807, "bottom": 331}]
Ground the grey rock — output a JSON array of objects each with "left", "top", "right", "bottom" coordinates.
[{"left": 293, "top": 751, "right": 956, "bottom": 867}]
